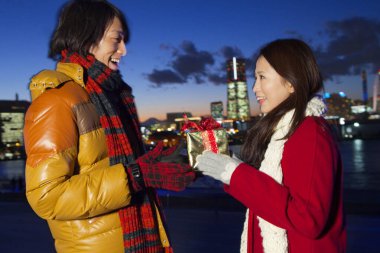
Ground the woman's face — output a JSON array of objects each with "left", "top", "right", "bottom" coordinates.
[
  {"left": 253, "top": 56, "right": 294, "bottom": 114},
  {"left": 89, "top": 17, "right": 126, "bottom": 71}
]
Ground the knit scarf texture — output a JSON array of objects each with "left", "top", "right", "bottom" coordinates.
[
  {"left": 240, "top": 96, "right": 327, "bottom": 253},
  {"left": 61, "top": 51, "right": 170, "bottom": 253}
]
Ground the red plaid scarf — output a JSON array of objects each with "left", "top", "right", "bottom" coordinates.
[{"left": 61, "top": 51, "right": 172, "bottom": 253}]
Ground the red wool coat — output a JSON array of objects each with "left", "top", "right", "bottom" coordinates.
[{"left": 225, "top": 117, "right": 346, "bottom": 253}]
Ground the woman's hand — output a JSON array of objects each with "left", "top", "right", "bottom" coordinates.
[{"left": 195, "top": 151, "right": 242, "bottom": 185}]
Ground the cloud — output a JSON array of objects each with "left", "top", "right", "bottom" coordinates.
[
  {"left": 146, "top": 41, "right": 216, "bottom": 87},
  {"left": 146, "top": 69, "right": 185, "bottom": 87},
  {"left": 220, "top": 46, "right": 243, "bottom": 59},
  {"left": 208, "top": 73, "right": 226, "bottom": 85},
  {"left": 146, "top": 16, "right": 380, "bottom": 88},
  {"left": 315, "top": 17, "right": 380, "bottom": 79},
  {"left": 145, "top": 41, "right": 255, "bottom": 87},
  {"left": 171, "top": 41, "right": 215, "bottom": 79},
  {"left": 258, "top": 18, "right": 380, "bottom": 80}
]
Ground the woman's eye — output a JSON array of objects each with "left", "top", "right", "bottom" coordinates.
[{"left": 259, "top": 75, "right": 265, "bottom": 80}]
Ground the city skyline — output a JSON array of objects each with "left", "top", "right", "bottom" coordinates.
[{"left": 0, "top": 0, "right": 379, "bottom": 121}]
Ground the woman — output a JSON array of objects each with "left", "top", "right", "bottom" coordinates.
[
  {"left": 196, "top": 39, "right": 346, "bottom": 253},
  {"left": 24, "top": 1, "right": 194, "bottom": 252}
]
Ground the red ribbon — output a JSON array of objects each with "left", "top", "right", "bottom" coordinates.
[
  {"left": 181, "top": 115, "right": 221, "bottom": 132},
  {"left": 201, "top": 130, "right": 219, "bottom": 153}
]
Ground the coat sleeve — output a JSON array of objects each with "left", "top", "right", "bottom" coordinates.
[
  {"left": 24, "top": 90, "right": 133, "bottom": 221},
  {"left": 224, "top": 118, "right": 339, "bottom": 239}
]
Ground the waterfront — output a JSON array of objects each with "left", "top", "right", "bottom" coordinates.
[{"left": 2, "top": 139, "right": 380, "bottom": 192}]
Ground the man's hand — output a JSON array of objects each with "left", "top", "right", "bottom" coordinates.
[{"left": 127, "top": 141, "right": 195, "bottom": 192}]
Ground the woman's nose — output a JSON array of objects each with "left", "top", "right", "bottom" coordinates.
[{"left": 252, "top": 82, "right": 258, "bottom": 92}]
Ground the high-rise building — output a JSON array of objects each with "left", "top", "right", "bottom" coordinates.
[
  {"left": 226, "top": 57, "right": 250, "bottom": 120},
  {"left": 210, "top": 101, "right": 223, "bottom": 121},
  {"left": 372, "top": 69, "right": 380, "bottom": 112},
  {"left": 0, "top": 99, "right": 30, "bottom": 146}
]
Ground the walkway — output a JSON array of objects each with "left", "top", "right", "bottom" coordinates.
[{"left": 0, "top": 189, "right": 379, "bottom": 253}]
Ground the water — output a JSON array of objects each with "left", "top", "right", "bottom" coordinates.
[
  {"left": 339, "top": 139, "right": 380, "bottom": 190},
  {"left": 1, "top": 139, "right": 380, "bottom": 191},
  {"left": 0, "top": 159, "right": 25, "bottom": 181}
]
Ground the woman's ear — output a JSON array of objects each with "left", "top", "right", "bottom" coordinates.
[{"left": 286, "top": 81, "right": 295, "bottom": 94}]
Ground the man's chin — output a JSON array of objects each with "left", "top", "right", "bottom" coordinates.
[{"left": 108, "top": 62, "right": 119, "bottom": 71}]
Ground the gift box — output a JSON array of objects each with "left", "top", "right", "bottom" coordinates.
[{"left": 181, "top": 117, "right": 229, "bottom": 168}]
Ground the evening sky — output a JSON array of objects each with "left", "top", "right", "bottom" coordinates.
[{"left": 0, "top": 0, "right": 379, "bottom": 120}]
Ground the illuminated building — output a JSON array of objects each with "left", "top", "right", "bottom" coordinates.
[
  {"left": 373, "top": 69, "right": 380, "bottom": 112},
  {"left": 210, "top": 101, "right": 223, "bottom": 121},
  {"left": 0, "top": 99, "right": 30, "bottom": 146},
  {"left": 226, "top": 57, "right": 250, "bottom": 120},
  {"left": 325, "top": 92, "right": 357, "bottom": 119}
]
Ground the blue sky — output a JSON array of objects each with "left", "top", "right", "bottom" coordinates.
[{"left": 0, "top": 0, "right": 379, "bottom": 121}]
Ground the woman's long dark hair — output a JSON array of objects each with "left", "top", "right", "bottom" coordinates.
[
  {"left": 49, "top": 0, "right": 129, "bottom": 60},
  {"left": 240, "top": 39, "right": 323, "bottom": 168}
]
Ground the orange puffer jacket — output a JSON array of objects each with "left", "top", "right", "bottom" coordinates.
[{"left": 24, "top": 62, "right": 170, "bottom": 253}]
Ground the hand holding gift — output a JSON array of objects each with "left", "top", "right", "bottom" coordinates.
[
  {"left": 126, "top": 141, "right": 195, "bottom": 192},
  {"left": 195, "top": 150, "right": 242, "bottom": 185}
]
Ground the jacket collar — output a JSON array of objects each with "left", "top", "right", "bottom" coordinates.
[{"left": 56, "top": 62, "right": 85, "bottom": 88}]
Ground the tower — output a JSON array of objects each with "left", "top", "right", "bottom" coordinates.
[
  {"left": 226, "top": 57, "right": 250, "bottom": 120},
  {"left": 373, "top": 69, "right": 380, "bottom": 112},
  {"left": 361, "top": 70, "right": 368, "bottom": 105}
]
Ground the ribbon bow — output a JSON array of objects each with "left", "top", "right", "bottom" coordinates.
[{"left": 181, "top": 115, "right": 221, "bottom": 133}]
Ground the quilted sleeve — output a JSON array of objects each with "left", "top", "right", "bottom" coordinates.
[{"left": 24, "top": 89, "right": 133, "bottom": 220}]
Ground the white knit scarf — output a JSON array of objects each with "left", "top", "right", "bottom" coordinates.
[{"left": 240, "top": 96, "right": 327, "bottom": 253}]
